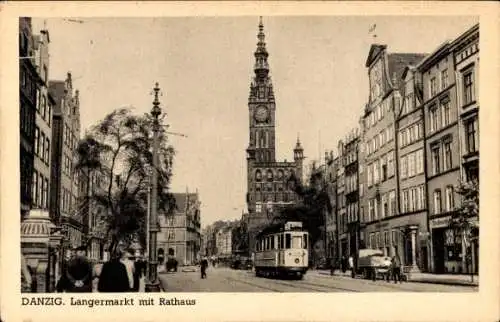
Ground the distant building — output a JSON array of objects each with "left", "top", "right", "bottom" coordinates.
[
  {"left": 49, "top": 72, "right": 84, "bottom": 251},
  {"left": 158, "top": 191, "right": 201, "bottom": 265},
  {"left": 245, "top": 18, "right": 304, "bottom": 253},
  {"left": 215, "top": 226, "right": 233, "bottom": 259},
  {"left": 324, "top": 152, "right": 338, "bottom": 263},
  {"left": 337, "top": 127, "right": 362, "bottom": 261}
]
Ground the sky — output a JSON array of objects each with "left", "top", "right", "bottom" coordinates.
[{"left": 31, "top": 16, "right": 478, "bottom": 228}]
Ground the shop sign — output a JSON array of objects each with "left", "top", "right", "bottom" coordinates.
[{"left": 430, "top": 216, "right": 451, "bottom": 229}]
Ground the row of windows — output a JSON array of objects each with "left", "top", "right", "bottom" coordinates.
[
  {"left": 366, "top": 125, "right": 395, "bottom": 155},
  {"left": 256, "top": 233, "right": 308, "bottom": 251},
  {"left": 62, "top": 188, "right": 77, "bottom": 215},
  {"left": 20, "top": 103, "right": 35, "bottom": 139},
  {"left": 429, "top": 98, "right": 452, "bottom": 133},
  {"left": 255, "top": 130, "right": 271, "bottom": 148},
  {"left": 36, "top": 90, "right": 52, "bottom": 126},
  {"left": 365, "top": 99, "right": 392, "bottom": 129},
  {"left": 345, "top": 173, "right": 358, "bottom": 194},
  {"left": 31, "top": 171, "right": 49, "bottom": 209},
  {"left": 464, "top": 117, "right": 479, "bottom": 155},
  {"left": 366, "top": 151, "right": 395, "bottom": 187},
  {"left": 400, "top": 149, "right": 424, "bottom": 179},
  {"left": 401, "top": 185, "right": 426, "bottom": 214},
  {"left": 20, "top": 156, "right": 33, "bottom": 204},
  {"left": 366, "top": 190, "right": 397, "bottom": 222},
  {"left": 401, "top": 92, "right": 415, "bottom": 116},
  {"left": 20, "top": 67, "right": 37, "bottom": 103},
  {"left": 63, "top": 154, "right": 73, "bottom": 178},
  {"left": 254, "top": 182, "right": 289, "bottom": 192},
  {"left": 431, "top": 138, "right": 453, "bottom": 176},
  {"left": 429, "top": 68, "right": 450, "bottom": 98},
  {"left": 34, "top": 127, "right": 51, "bottom": 164},
  {"left": 252, "top": 192, "right": 293, "bottom": 204},
  {"left": 433, "top": 186, "right": 455, "bottom": 215},
  {"left": 64, "top": 123, "right": 78, "bottom": 151},
  {"left": 255, "top": 168, "right": 292, "bottom": 182},
  {"left": 399, "top": 121, "right": 423, "bottom": 148},
  {"left": 367, "top": 230, "right": 403, "bottom": 250}
]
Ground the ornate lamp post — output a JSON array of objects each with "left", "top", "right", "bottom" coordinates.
[{"left": 145, "top": 82, "right": 162, "bottom": 292}]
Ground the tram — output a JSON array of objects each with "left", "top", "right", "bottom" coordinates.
[{"left": 253, "top": 221, "right": 309, "bottom": 279}]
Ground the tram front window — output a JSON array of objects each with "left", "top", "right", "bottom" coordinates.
[
  {"left": 303, "top": 234, "right": 308, "bottom": 249},
  {"left": 285, "top": 233, "right": 291, "bottom": 248},
  {"left": 292, "top": 235, "right": 302, "bottom": 249}
]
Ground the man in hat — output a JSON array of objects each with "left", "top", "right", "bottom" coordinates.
[
  {"left": 64, "top": 246, "right": 93, "bottom": 292},
  {"left": 98, "top": 249, "right": 130, "bottom": 292}
]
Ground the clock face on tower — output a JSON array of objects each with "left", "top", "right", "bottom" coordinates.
[{"left": 254, "top": 105, "right": 269, "bottom": 123}]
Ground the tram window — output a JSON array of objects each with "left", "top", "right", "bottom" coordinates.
[
  {"left": 280, "top": 234, "right": 284, "bottom": 249},
  {"left": 285, "top": 233, "right": 291, "bottom": 249},
  {"left": 292, "top": 235, "right": 302, "bottom": 248},
  {"left": 271, "top": 235, "right": 275, "bottom": 249},
  {"left": 303, "top": 234, "right": 308, "bottom": 249},
  {"left": 278, "top": 234, "right": 282, "bottom": 249}
]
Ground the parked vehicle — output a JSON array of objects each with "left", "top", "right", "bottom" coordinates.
[{"left": 355, "top": 249, "right": 391, "bottom": 280}]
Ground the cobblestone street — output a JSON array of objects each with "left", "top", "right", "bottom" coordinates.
[{"left": 159, "top": 266, "right": 478, "bottom": 292}]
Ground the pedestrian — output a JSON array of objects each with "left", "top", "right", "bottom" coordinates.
[
  {"left": 349, "top": 256, "right": 356, "bottom": 278},
  {"left": 63, "top": 246, "right": 93, "bottom": 292},
  {"left": 200, "top": 256, "right": 209, "bottom": 279},
  {"left": 341, "top": 255, "right": 346, "bottom": 273},
  {"left": 98, "top": 249, "right": 130, "bottom": 292},
  {"left": 121, "top": 248, "right": 136, "bottom": 291},
  {"left": 391, "top": 251, "right": 402, "bottom": 284}
]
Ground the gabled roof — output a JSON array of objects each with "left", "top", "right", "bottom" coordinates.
[
  {"left": 387, "top": 53, "right": 427, "bottom": 90},
  {"left": 48, "top": 80, "right": 66, "bottom": 114},
  {"left": 415, "top": 41, "right": 450, "bottom": 72},
  {"left": 365, "top": 44, "right": 387, "bottom": 67},
  {"left": 172, "top": 192, "right": 199, "bottom": 212}
]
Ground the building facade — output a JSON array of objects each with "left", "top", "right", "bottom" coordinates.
[
  {"left": 453, "top": 24, "right": 479, "bottom": 273},
  {"left": 419, "top": 41, "right": 463, "bottom": 274},
  {"left": 215, "top": 226, "right": 233, "bottom": 258},
  {"left": 360, "top": 44, "right": 426, "bottom": 264},
  {"left": 158, "top": 192, "right": 201, "bottom": 266},
  {"left": 245, "top": 18, "right": 304, "bottom": 252},
  {"left": 342, "top": 129, "right": 361, "bottom": 261},
  {"left": 49, "top": 72, "right": 84, "bottom": 251},
  {"left": 31, "top": 27, "right": 54, "bottom": 220},
  {"left": 395, "top": 64, "right": 429, "bottom": 272},
  {"left": 19, "top": 17, "right": 40, "bottom": 218},
  {"left": 324, "top": 152, "right": 338, "bottom": 264}
]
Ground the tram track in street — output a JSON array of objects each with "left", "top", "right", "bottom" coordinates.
[{"left": 224, "top": 276, "right": 286, "bottom": 292}]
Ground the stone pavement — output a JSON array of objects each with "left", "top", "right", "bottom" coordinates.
[{"left": 314, "top": 269, "right": 478, "bottom": 286}]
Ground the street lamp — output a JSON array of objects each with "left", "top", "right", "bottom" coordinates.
[{"left": 145, "top": 82, "right": 162, "bottom": 292}]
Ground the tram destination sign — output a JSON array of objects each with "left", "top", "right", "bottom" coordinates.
[{"left": 284, "top": 221, "right": 302, "bottom": 230}]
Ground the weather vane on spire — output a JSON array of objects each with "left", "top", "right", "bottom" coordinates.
[{"left": 369, "top": 23, "right": 378, "bottom": 41}]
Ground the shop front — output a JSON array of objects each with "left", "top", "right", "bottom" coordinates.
[
  {"left": 363, "top": 213, "right": 429, "bottom": 273},
  {"left": 430, "top": 215, "right": 478, "bottom": 274}
]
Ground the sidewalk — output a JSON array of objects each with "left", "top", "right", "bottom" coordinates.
[{"left": 313, "top": 269, "right": 478, "bottom": 287}]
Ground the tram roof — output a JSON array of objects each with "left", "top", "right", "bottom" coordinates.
[{"left": 256, "top": 221, "right": 304, "bottom": 238}]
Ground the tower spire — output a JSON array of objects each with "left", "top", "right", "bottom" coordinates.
[{"left": 254, "top": 16, "right": 269, "bottom": 79}]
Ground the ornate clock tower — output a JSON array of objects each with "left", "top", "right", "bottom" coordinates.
[
  {"left": 246, "top": 17, "right": 276, "bottom": 164},
  {"left": 244, "top": 18, "right": 305, "bottom": 254}
]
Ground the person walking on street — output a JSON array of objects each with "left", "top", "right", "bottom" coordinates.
[
  {"left": 121, "top": 249, "right": 136, "bottom": 291},
  {"left": 391, "top": 252, "right": 402, "bottom": 284},
  {"left": 200, "top": 256, "right": 209, "bottom": 279},
  {"left": 98, "top": 250, "right": 131, "bottom": 292},
  {"left": 349, "top": 255, "right": 356, "bottom": 278},
  {"left": 63, "top": 246, "right": 93, "bottom": 292}
]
